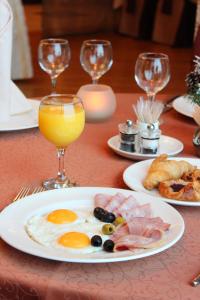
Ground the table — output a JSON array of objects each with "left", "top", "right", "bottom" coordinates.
[{"left": 0, "top": 93, "right": 200, "bottom": 299}]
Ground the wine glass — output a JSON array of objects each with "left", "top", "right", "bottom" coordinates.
[
  {"left": 80, "top": 39, "right": 113, "bottom": 84},
  {"left": 135, "top": 52, "right": 170, "bottom": 101},
  {"left": 39, "top": 94, "right": 85, "bottom": 190},
  {"left": 38, "top": 39, "right": 71, "bottom": 94}
]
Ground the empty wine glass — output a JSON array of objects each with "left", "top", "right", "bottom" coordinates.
[
  {"left": 135, "top": 52, "right": 170, "bottom": 102},
  {"left": 39, "top": 94, "right": 85, "bottom": 190},
  {"left": 80, "top": 39, "right": 113, "bottom": 84},
  {"left": 38, "top": 39, "right": 71, "bottom": 94}
]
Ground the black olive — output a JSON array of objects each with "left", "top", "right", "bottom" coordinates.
[
  {"left": 99, "top": 212, "right": 116, "bottom": 223},
  {"left": 93, "top": 207, "right": 116, "bottom": 223},
  {"left": 103, "top": 240, "right": 115, "bottom": 252},
  {"left": 91, "top": 235, "right": 102, "bottom": 247},
  {"left": 93, "top": 207, "right": 106, "bottom": 220},
  {"left": 104, "top": 212, "right": 116, "bottom": 223}
]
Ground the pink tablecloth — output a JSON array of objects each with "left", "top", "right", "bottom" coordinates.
[{"left": 0, "top": 93, "right": 200, "bottom": 299}]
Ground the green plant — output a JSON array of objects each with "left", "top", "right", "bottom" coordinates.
[{"left": 186, "top": 56, "right": 200, "bottom": 106}]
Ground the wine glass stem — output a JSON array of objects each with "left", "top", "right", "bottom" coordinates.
[
  {"left": 57, "top": 148, "right": 66, "bottom": 181},
  {"left": 51, "top": 77, "right": 57, "bottom": 94},
  {"left": 92, "top": 79, "right": 98, "bottom": 84},
  {"left": 147, "top": 93, "right": 155, "bottom": 102}
]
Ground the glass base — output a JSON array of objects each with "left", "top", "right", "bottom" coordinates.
[{"left": 43, "top": 177, "right": 77, "bottom": 190}]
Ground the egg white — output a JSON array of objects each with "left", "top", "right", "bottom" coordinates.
[
  {"left": 25, "top": 209, "right": 90, "bottom": 245},
  {"left": 52, "top": 222, "right": 109, "bottom": 254},
  {"left": 25, "top": 208, "right": 110, "bottom": 254}
]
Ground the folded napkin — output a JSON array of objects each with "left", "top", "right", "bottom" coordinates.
[
  {"left": 0, "top": 0, "right": 32, "bottom": 122},
  {"left": 193, "top": 105, "right": 200, "bottom": 126}
]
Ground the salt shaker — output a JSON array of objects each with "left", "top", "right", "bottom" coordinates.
[
  {"left": 139, "top": 124, "right": 161, "bottom": 154},
  {"left": 118, "top": 120, "right": 138, "bottom": 152}
]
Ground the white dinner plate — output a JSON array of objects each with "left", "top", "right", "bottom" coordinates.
[
  {"left": 107, "top": 135, "right": 184, "bottom": 161},
  {"left": 0, "top": 187, "right": 184, "bottom": 263},
  {"left": 123, "top": 157, "right": 200, "bottom": 207},
  {"left": 172, "top": 95, "right": 195, "bottom": 118},
  {"left": 0, "top": 99, "right": 39, "bottom": 131}
]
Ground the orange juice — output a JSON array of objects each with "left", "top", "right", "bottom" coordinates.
[{"left": 39, "top": 104, "right": 85, "bottom": 148}]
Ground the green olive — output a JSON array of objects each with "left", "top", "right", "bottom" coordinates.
[
  {"left": 102, "top": 224, "right": 115, "bottom": 235},
  {"left": 114, "top": 216, "right": 125, "bottom": 226}
]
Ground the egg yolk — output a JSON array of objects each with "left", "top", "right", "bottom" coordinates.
[
  {"left": 58, "top": 232, "right": 90, "bottom": 248},
  {"left": 47, "top": 209, "right": 77, "bottom": 224}
]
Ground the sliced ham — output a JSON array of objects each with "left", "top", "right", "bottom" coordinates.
[
  {"left": 117, "top": 195, "right": 138, "bottom": 213},
  {"left": 94, "top": 193, "right": 111, "bottom": 209},
  {"left": 127, "top": 217, "right": 170, "bottom": 237},
  {"left": 114, "top": 233, "right": 162, "bottom": 251},
  {"left": 112, "top": 224, "right": 129, "bottom": 241},
  {"left": 112, "top": 217, "right": 170, "bottom": 251},
  {"left": 121, "top": 203, "right": 152, "bottom": 221},
  {"left": 105, "top": 193, "right": 126, "bottom": 214},
  {"left": 93, "top": 192, "right": 171, "bottom": 252}
]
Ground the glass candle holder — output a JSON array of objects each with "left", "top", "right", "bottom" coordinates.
[{"left": 77, "top": 84, "right": 116, "bottom": 122}]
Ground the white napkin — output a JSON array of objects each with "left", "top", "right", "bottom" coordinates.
[
  {"left": 193, "top": 105, "right": 200, "bottom": 126},
  {"left": 0, "top": 0, "right": 32, "bottom": 122}
]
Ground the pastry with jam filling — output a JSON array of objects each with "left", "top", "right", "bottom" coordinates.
[
  {"left": 181, "top": 169, "right": 200, "bottom": 182},
  {"left": 158, "top": 179, "right": 200, "bottom": 201}
]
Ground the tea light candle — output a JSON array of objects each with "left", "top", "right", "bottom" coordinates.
[{"left": 77, "top": 84, "right": 116, "bottom": 122}]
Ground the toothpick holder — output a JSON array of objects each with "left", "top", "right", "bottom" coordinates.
[{"left": 137, "top": 121, "right": 160, "bottom": 131}]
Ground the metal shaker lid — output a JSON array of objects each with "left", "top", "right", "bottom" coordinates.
[{"left": 118, "top": 120, "right": 138, "bottom": 134}]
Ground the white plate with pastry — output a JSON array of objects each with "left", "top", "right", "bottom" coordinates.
[
  {"left": 107, "top": 135, "right": 184, "bottom": 160},
  {"left": 172, "top": 95, "right": 195, "bottom": 118},
  {"left": 123, "top": 155, "right": 200, "bottom": 206}
]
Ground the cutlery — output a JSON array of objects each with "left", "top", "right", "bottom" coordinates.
[
  {"left": 13, "top": 186, "right": 45, "bottom": 202},
  {"left": 192, "top": 273, "right": 200, "bottom": 287}
]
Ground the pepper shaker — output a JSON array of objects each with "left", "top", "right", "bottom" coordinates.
[{"left": 118, "top": 120, "right": 138, "bottom": 152}]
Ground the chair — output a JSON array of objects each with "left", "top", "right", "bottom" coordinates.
[{"left": 42, "top": 0, "right": 114, "bottom": 37}]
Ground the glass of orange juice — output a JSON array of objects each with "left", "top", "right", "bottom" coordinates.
[{"left": 39, "top": 94, "right": 85, "bottom": 189}]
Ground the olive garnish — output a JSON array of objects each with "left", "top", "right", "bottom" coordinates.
[
  {"left": 102, "top": 224, "right": 115, "bottom": 235},
  {"left": 91, "top": 235, "right": 102, "bottom": 247},
  {"left": 114, "top": 216, "right": 125, "bottom": 226},
  {"left": 103, "top": 240, "right": 115, "bottom": 252},
  {"left": 93, "top": 207, "right": 116, "bottom": 223}
]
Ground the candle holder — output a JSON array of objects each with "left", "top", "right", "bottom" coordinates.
[{"left": 77, "top": 84, "right": 116, "bottom": 122}]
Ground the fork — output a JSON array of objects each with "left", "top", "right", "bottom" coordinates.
[{"left": 13, "top": 186, "right": 45, "bottom": 202}]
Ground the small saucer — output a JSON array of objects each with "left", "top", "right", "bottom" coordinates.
[{"left": 107, "top": 135, "right": 184, "bottom": 160}]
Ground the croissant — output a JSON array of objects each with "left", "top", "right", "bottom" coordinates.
[{"left": 143, "top": 154, "right": 196, "bottom": 190}]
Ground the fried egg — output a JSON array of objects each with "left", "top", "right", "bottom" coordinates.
[
  {"left": 25, "top": 208, "right": 109, "bottom": 254},
  {"left": 52, "top": 221, "right": 109, "bottom": 254},
  {"left": 25, "top": 208, "right": 90, "bottom": 245},
  {"left": 47, "top": 209, "right": 78, "bottom": 224}
]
